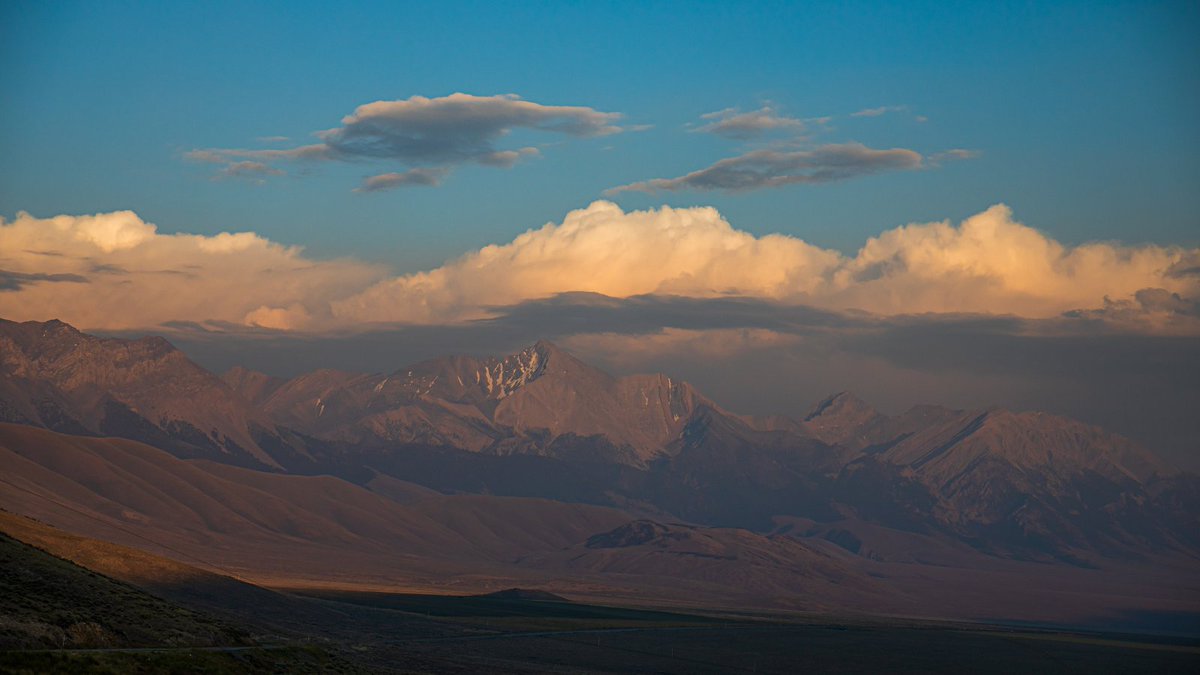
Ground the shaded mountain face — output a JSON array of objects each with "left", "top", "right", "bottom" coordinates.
[
  {"left": 3, "top": 318, "right": 1196, "bottom": 564},
  {"left": 228, "top": 340, "right": 718, "bottom": 464},
  {"left": 0, "top": 319, "right": 284, "bottom": 467},
  {"left": 872, "top": 409, "right": 1193, "bottom": 558}
]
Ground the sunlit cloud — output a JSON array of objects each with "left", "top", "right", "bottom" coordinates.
[
  {"left": 187, "top": 93, "right": 622, "bottom": 190},
  {"left": 851, "top": 105, "right": 908, "bottom": 118},
  {"left": 0, "top": 211, "right": 386, "bottom": 330},
  {"left": 333, "top": 201, "right": 1200, "bottom": 328},
  {"left": 3, "top": 203, "right": 1196, "bottom": 334},
  {"left": 693, "top": 106, "right": 806, "bottom": 139}
]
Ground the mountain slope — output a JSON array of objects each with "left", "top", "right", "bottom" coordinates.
[
  {"left": 0, "top": 423, "right": 634, "bottom": 582},
  {"left": 0, "top": 423, "right": 903, "bottom": 612},
  {"left": 243, "top": 340, "right": 726, "bottom": 464},
  {"left": 0, "top": 521, "right": 249, "bottom": 649},
  {"left": 3, "top": 318, "right": 1196, "bottom": 565},
  {"left": 874, "top": 409, "right": 1193, "bottom": 557},
  {"left": 0, "top": 318, "right": 286, "bottom": 467}
]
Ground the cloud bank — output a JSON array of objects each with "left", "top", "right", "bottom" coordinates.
[
  {"left": 333, "top": 201, "right": 1199, "bottom": 326},
  {"left": 0, "top": 211, "right": 385, "bottom": 330},
  {"left": 3, "top": 202, "right": 1197, "bottom": 333},
  {"left": 188, "top": 93, "right": 622, "bottom": 191}
]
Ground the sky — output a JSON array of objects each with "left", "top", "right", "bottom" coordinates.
[{"left": 2, "top": 1, "right": 1199, "bottom": 466}]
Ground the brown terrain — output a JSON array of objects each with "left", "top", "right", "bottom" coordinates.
[{"left": 1, "top": 317, "right": 1198, "bottom": 642}]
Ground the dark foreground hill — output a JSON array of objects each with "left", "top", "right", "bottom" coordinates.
[
  {"left": 3, "top": 511, "right": 1198, "bottom": 674},
  {"left": 0, "top": 525, "right": 246, "bottom": 650}
]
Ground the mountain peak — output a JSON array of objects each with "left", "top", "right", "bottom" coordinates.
[
  {"left": 532, "top": 338, "right": 562, "bottom": 354},
  {"left": 803, "top": 391, "right": 877, "bottom": 422},
  {"left": 481, "top": 342, "right": 555, "bottom": 399}
]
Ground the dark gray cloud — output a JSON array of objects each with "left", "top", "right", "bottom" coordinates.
[
  {"left": 0, "top": 269, "right": 87, "bottom": 292},
  {"left": 1063, "top": 287, "right": 1200, "bottom": 327},
  {"left": 693, "top": 107, "right": 805, "bottom": 139},
  {"left": 606, "top": 143, "right": 925, "bottom": 194},
  {"left": 1167, "top": 253, "right": 1200, "bottom": 279},
  {"left": 187, "top": 93, "right": 622, "bottom": 190}
]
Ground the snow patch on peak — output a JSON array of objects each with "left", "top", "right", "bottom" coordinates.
[{"left": 479, "top": 344, "right": 549, "bottom": 399}]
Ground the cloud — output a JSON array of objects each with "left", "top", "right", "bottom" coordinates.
[
  {"left": 851, "top": 105, "right": 908, "bottom": 118},
  {"left": 355, "top": 167, "right": 449, "bottom": 193},
  {"left": 5, "top": 203, "right": 1197, "bottom": 337},
  {"left": 929, "top": 148, "right": 980, "bottom": 164},
  {"left": 1062, "top": 287, "right": 1200, "bottom": 333},
  {"left": 332, "top": 201, "right": 1200, "bottom": 327},
  {"left": 188, "top": 93, "right": 622, "bottom": 189},
  {"left": 693, "top": 107, "right": 805, "bottom": 139},
  {"left": 217, "top": 161, "right": 285, "bottom": 181},
  {"left": 330, "top": 201, "right": 843, "bottom": 323},
  {"left": 0, "top": 211, "right": 385, "bottom": 330},
  {"left": 605, "top": 143, "right": 925, "bottom": 194},
  {"left": 0, "top": 270, "right": 88, "bottom": 292},
  {"left": 562, "top": 327, "right": 802, "bottom": 362}
]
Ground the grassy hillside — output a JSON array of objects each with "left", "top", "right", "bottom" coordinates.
[{"left": 0, "top": 530, "right": 247, "bottom": 650}]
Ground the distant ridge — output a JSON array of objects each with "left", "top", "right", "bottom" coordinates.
[{"left": 477, "top": 588, "right": 570, "bottom": 602}]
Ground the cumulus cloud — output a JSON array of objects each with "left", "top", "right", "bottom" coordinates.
[
  {"left": 330, "top": 201, "right": 843, "bottom": 323},
  {"left": 605, "top": 143, "right": 925, "bottom": 194},
  {"left": 693, "top": 107, "right": 805, "bottom": 139},
  {"left": 5, "top": 202, "right": 1197, "bottom": 335},
  {"left": 0, "top": 211, "right": 385, "bottom": 330},
  {"left": 188, "top": 93, "right": 621, "bottom": 189},
  {"left": 332, "top": 201, "right": 1200, "bottom": 327}
]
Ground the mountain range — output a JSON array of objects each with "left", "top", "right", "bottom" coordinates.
[{"left": 1, "top": 317, "right": 1197, "bottom": 625}]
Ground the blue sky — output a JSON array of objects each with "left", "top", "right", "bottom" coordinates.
[{"left": 2, "top": 0, "right": 1197, "bottom": 270}]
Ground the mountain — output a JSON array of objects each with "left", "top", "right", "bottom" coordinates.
[
  {"left": 0, "top": 318, "right": 290, "bottom": 467},
  {"left": 800, "top": 391, "right": 961, "bottom": 450},
  {"left": 873, "top": 408, "right": 1195, "bottom": 558},
  {"left": 519, "top": 519, "right": 891, "bottom": 609},
  {"left": 3, "top": 424, "right": 1196, "bottom": 628},
  {"left": 0, "top": 422, "right": 635, "bottom": 582},
  {"left": 0, "top": 423, "right": 901, "bottom": 612},
  {"left": 2, "top": 317, "right": 1197, "bottom": 566},
  {"left": 228, "top": 340, "right": 723, "bottom": 465}
]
